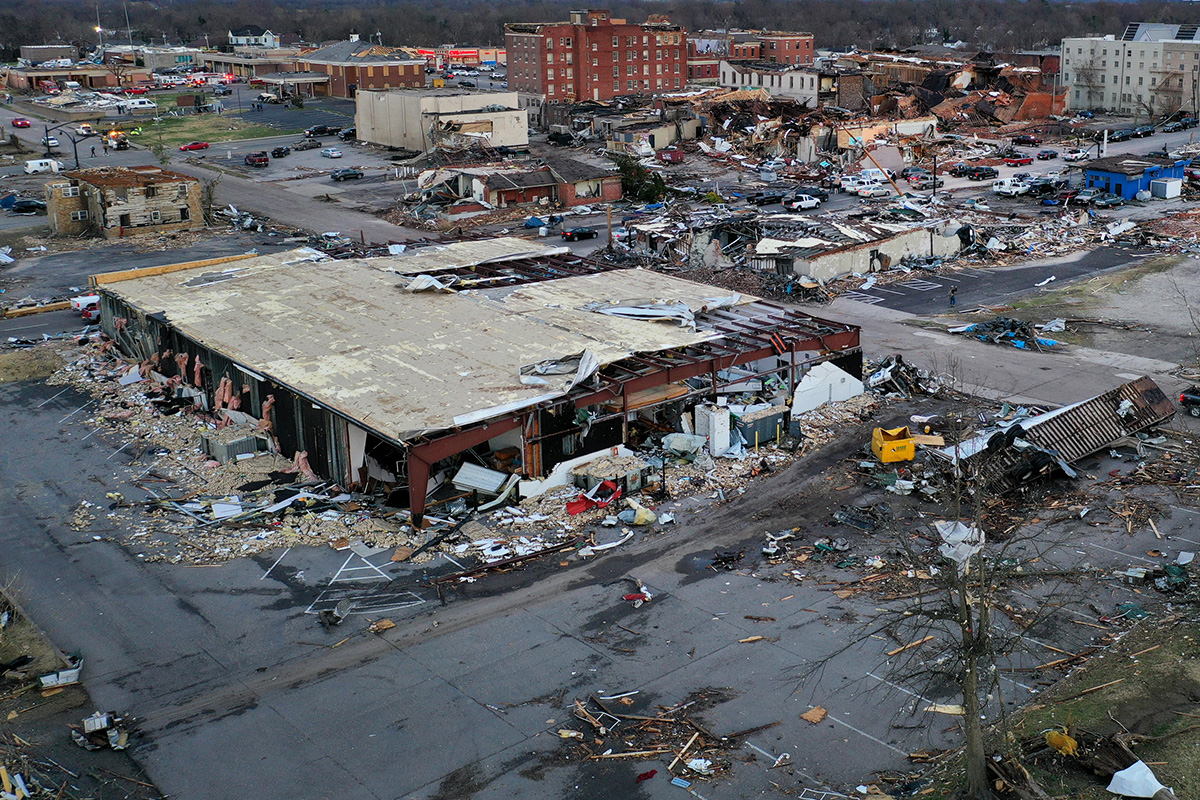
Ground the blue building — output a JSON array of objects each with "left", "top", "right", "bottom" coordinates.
[{"left": 1083, "top": 155, "right": 1192, "bottom": 201}]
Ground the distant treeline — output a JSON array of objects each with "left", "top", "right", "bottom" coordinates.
[{"left": 6, "top": 0, "right": 1197, "bottom": 57}]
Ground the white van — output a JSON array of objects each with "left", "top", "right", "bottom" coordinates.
[
  {"left": 24, "top": 159, "right": 64, "bottom": 174},
  {"left": 61, "top": 80, "right": 82, "bottom": 92},
  {"left": 122, "top": 98, "right": 158, "bottom": 112}
]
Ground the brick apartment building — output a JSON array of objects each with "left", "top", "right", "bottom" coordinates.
[
  {"left": 687, "top": 29, "right": 814, "bottom": 82},
  {"left": 505, "top": 9, "right": 687, "bottom": 102}
]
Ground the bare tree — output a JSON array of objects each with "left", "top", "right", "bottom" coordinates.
[{"left": 200, "top": 176, "right": 221, "bottom": 225}]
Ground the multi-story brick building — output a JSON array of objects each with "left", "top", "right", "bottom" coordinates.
[
  {"left": 505, "top": 9, "right": 687, "bottom": 103},
  {"left": 687, "top": 30, "right": 813, "bottom": 82}
]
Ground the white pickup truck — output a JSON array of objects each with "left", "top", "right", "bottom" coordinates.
[{"left": 992, "top": 179, "right": 1031, "bottom": 196}]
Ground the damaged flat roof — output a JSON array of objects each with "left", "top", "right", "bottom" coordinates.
[{"left": 103, "top": 245, "right": 758, "bottom": 443}]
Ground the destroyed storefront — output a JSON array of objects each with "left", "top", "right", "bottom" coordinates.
[
  {"left": 95, "top": 239, "right": 861, "bottom": 526},
  {"left": 748, "top": 217, "right": 968, "bottom": 282}
]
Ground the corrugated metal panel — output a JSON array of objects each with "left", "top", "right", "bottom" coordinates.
[
  {"left": 1022, "top": 377, "right": 1174, "bottom": 463},
  {"left": 452, "top": 462, "right": 509, "bottom": 495}
]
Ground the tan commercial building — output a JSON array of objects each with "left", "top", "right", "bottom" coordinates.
[
  {"left": 1062, "top": 23, "right": 1200, "bottom": 115},
  {"left": 45, "top": 166, "right": 203, "bottom": 239},
  {"left": 356, "top": 89, "right": 528, "bottom": 152}
]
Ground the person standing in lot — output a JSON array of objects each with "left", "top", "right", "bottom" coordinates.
[{"left": 949, "top": 286, "right": 958, "bottom": 307}]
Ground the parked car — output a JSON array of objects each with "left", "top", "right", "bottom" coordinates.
[
  {"left": 320, "top": 147, "right": 343, "bottom": 158},
  {"left": 178, "top": 141, "right": 210, "bottom": 151},
  {"left": 1162, "top": 121, "right": 1184, "bottom": 133},
  {"left": 953, "top": 162, "right": 984, "bottom": 177},
  {"left": 270, "top": 146, "right": 291, "bottom": 158},
  {"left": 795, "top": 185, "right": 829, "bottom": 201},
  {"left": 1091, "top": 193, "right": 1125, "bottom": 208},
  {"left": 966, "top": 166, "right": 999, "bottom": 181},
  {"left": 244, "top": 151, "right": 269, "bottom": 167},
  {"left": 10, "top": 199, "right": 47, "bottom": 214},
  {"left": 1004, "top": 153, "right": 1034, "bottom": 166},
  {"left": 1063, "top": 149, "right": 1090, "bottom": 162},
  {"left": 337, "top": 127, "right": 357, "bottom": 141},
  {"left": 747, "top": 190, "right": 786, "bottom": 205},
  {"left": 993, "top": 180, "right": 1031, "bottom": 196},
  {"left": 782, "top": 193, "right": 821, "bottom": 210},
  {"left": 459, "top": 80, "right": 476, "bottom": 88},
  {"left": 123, "top": 86, "right": 149, "bottom": 95},
  {"left": 11, "top": 118, "right": 31, "bottom": 128},
  {"left": 900, "top": 166, "right": 929, "bottom": 179},
  {"left": 293, "top": 139, "right": 322, "bottom": 151},
  {"left": 1036, "top": 149, "right": 1058, "bottom": 160},
  {"left": 561, "top": 227, "right": 598, "bottom": 241},
  {"left": 1134, "top": 125, "right": 1155, "bottom": 137},
  {"left": 1178, "top": 386, "right": 1200, "bottom": 418},
  {"left": 1074, "top": 188, "right": 1103, "bottom": 204},
  {"left": 1104, "top": 129, "right": 1135, "bottom": 142},
  {"left": 303, "top": 124, "right": 342, "bottom": 138},
  {"left": 330, "top": 168, "right": 363, "bottom": 181},
  {"left": 909, "top": 175, "right": 944, "bottom": 190},
  {"left": 856, "top": 185, "right": 891, "bottom": 197},
  {"left": 1075, "top": 110, "right": 1095, "bottom": 118},
  {"left": 1013, "top": 134, "right": 1043, "bottom": 146}
]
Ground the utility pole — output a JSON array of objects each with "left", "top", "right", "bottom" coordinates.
[{"left": 124, "top": 3, "right": 134, "bottom": 49}]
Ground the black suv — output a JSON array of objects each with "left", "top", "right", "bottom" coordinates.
[
  {"left": 1180, "top": 386, "right": 1200, "bottom": 418},
  {"left": 1012, "top": 134, "right": 1042, "bottom": 146},
  {"left": 337, "top": 127, "right": 356, "bottom": 141},
  {"left": 966, "top": 165, "right": 999, "bottom": 181},
  {"left": 271, "top": 146, "right": 291, "bottom": 158},
  {"left": 795, "top": 185, "right": 829, "bottom": 201},
  {"left": 303, "top": 124, "right": 342, "bottom": 138},
  {"left": 746, "top": 190, "right": 787, "bottom": 205}
]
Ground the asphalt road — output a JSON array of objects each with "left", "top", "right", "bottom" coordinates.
[{"left": 836, "top": 243, "right": 1148, "bottom": 313}]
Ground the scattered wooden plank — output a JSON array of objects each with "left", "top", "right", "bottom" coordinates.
[{"left": 888, "top": 636, "right": 935, "bottom": 656}]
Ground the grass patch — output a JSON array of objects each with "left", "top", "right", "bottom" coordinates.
[
  {"left": 1009, "top": 254, "right": 1183, "bottom": 314},
  {"left": 125, "top": 115, "right": 301, "bottom": 150},
  {"left": 1003, "top": 620, "right": 1200, "bottom": 798}
]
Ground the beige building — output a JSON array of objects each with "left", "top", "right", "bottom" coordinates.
[
  {"left": 355, "top": 89, "right": 529, "bottom": 152},
  {"left": 1062, "top": 23, "right": 1200, "bottom": 115},
  {"left": 45, "top": 166, "right": 203, "bottom": 239}
]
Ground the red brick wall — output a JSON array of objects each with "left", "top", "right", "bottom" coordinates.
[
  {"left": 558, "top": 177, "right": 623, "bottom": 206},
  {"left": 760, "top": 34, "right": 814, "bottom": 66},
  {"left": 508, "top": 16, "right": 687, "bottom": 101}
]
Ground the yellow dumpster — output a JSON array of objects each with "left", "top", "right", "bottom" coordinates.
[{"left": 872, "top": 426, "right": 915, "bottom": 463}]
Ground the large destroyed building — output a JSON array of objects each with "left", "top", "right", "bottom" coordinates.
[{"left": 94, "top": 237, "right": 861, "bottom": 525}]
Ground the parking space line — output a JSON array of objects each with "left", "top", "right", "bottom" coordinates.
[
  {"left": 865, "top": 671, "right": 934, "bottom": 704},
  {"left": 825, "top": 714, "right": 907, "bottom": 755},
  {"left": 743, "top": 742, "right": 831, "bottom": 790},
  {"left": 1085, "top": 542, "right": 1157, "bottom": 563},
  {"left": 36, "top": 387, "right": 70, "bottom": 408},
  {"left": 59, "top": 399, "right": 94, "bottom": 422},
  {"left": 106, "top": 442, "right": 131, "bottom": 460},
  {"left": 260, "top": 547, "right": 291, "bottom": 581},
  {"left": 839, "top": 292, "right": 885, "bottom": 305}
]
